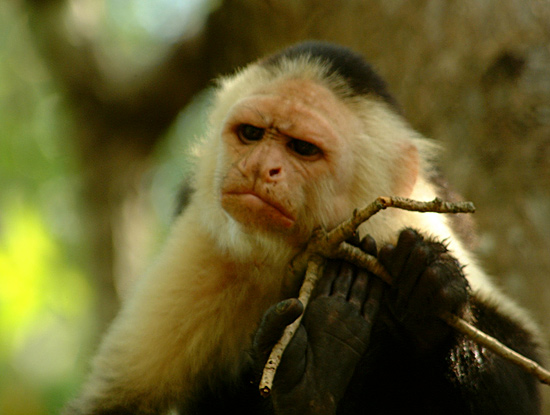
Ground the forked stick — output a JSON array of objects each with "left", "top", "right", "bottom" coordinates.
[{"left": 259, "top": 196, "right": 550, "bottom": 397}]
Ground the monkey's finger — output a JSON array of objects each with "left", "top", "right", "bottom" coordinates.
[
  {"left": 348, "top": 268, "right": 370, "bottom": 310},
  {"left": 331, "top": 262, "right": 355, "bottom": 299},
  {"left": 314, "top": 259, "right": 341, "bottom": 297},
  {"left": 379, "top": 228, "right": 420, "bottom": 278},
  {"left": 392, "top": 243, "right": 429, "bottom": 318},
  {"left": 360, "top": 234, "right": 377, "bottom": 257},
  {"left": 346, "top": 232, "right": 361, "bottom": 247},
  {"left": 254, "top": 299, "right": 304, "bottom": 354},
  {"left": 362, "top": 278, "right": 383, "bottom": 324}
]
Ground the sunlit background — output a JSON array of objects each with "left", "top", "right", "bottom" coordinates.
[{"left": 1, "top": 1, "right": 210, "bottom": 413}]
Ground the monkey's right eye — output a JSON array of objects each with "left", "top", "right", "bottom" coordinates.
[{"left": 237, "top": 124, "right": 265, "bottom": 143}]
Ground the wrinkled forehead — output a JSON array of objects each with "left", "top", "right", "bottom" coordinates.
[
  {"left": 209, "top": 58, "right": 366, "bottom": 142},
  {"left": 228, "top": 78, "right": 361, "bottom": 148},
  {"left": 256, "top": 78, "right": 349, "bottom": 122}
]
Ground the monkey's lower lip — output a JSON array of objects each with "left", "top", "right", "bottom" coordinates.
[{"left": 222, "top": 192, "right": 296, "bottom": 228}]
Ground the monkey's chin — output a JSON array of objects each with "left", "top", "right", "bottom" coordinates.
[{"left": 221, "top": 193, "right": 296, "bottom": 232}]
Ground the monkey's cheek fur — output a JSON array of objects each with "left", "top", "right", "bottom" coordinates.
[{"left": 221, "top": 193, "right": 296, "bottom": 231}]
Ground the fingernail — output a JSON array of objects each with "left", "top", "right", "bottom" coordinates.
[{"left": 275, "top": 299, "right": 293, "bottom": 314}]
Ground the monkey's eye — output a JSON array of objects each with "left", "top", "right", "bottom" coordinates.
[
  {"left": 237, "top": 124, "right": 265, "bottom": 143},
  {"left": 288, "top": 139, "right": 321, "bottom": 157}
]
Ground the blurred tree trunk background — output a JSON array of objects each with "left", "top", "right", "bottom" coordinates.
[{"left": 16, "top": 0, "right": 550, "bottom": 411}]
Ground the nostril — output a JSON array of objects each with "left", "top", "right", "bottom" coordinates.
[{"left": 269, "top": 168, "right": 281, "bottom": 177}]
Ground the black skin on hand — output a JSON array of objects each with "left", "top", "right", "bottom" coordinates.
[
  {"left": 253, "top": 229, "right": 470, "bottom": 414},
  {"left": 253, "top": 236, "right": 381, "bottom": 415},
  {"left": 379, "top": 228, "right": 470, "bottom": 353}
]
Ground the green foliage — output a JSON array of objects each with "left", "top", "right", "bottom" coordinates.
[
  {"left": 0, "top": 1, "right": 213, "bottom": 412},
  {"left": 0, "top": 2, "right": 93, "bottom": 414},
  {"left": 0, "top": 203, "right": 93, "bottom": 414}
]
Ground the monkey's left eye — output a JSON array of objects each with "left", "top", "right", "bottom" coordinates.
[
  {"left": 288, "top": 139, "right": 322, "bottom": 157},
  {"left": 237, "top": 124, "right": 265, "bottom": 143}
]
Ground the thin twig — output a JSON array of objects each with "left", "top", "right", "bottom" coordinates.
[
  {"left": 261, "top": 196, "right": 472, "bottom": 395},
  {"left": 325, "top": 196, "right": 475, "bottom": 246},
  {"left": 259, "top": 196, "right": 550, "bottom": 397},
  {"left": 259, "top": 255, "right": 326, "bottom": 397},
  {"left": 340, "top": 248, "right": 550, "bottom": 386},
  {"left": 441, "top": 312, "right": 550, "bottom": 385}
]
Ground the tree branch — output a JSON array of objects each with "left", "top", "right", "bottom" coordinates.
[
  {"left": 259, "top": 255, "right": 326, "bottom": 397},
  {"left": 259, "top": 196, "right": 550, "bottom": 396},
  {"left": 441, "top": 311, "right": 550, "bottom": 385}
]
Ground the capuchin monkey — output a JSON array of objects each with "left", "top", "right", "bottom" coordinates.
[{"left": 64, "top": 42, "right": 543, "bottom": 414}]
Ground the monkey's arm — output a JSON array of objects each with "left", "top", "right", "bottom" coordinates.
[
  {"left": 356, "top": 228, "right": 542, "bottom": 414},
  {"left": 442, "top": 295, "right": 543, "bottom": 415}
]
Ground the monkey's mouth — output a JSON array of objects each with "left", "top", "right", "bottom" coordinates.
[{"left": 221, "top": 191, "right": 296, "bottom": 229}]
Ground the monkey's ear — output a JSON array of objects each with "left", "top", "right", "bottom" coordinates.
[{"left": 391, "top": 142, "right": 419, "bottom": 197}]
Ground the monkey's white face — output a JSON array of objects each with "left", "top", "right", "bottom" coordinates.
[{"left": 219, "top": 79, "right": 358, "bottom": 242}]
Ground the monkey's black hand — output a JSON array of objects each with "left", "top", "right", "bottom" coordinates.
[
  {"left": 253, "top": 237, "right": 382, "bottom": 415},
  {"left": 378, "top": 228, "right": 469, "bottom": 353}
]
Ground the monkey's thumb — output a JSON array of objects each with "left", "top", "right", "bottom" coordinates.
[{"left": 253, "top": 299, "right": 303, "bottom": 355}]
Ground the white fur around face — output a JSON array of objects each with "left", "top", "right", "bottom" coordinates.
[{"left": 189, "top": 54, "right": 504, "bottom": 315}]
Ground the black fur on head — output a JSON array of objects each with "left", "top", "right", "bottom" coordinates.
[{"left": 262, "top": 41, "right": 398, "bottom": 108}]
